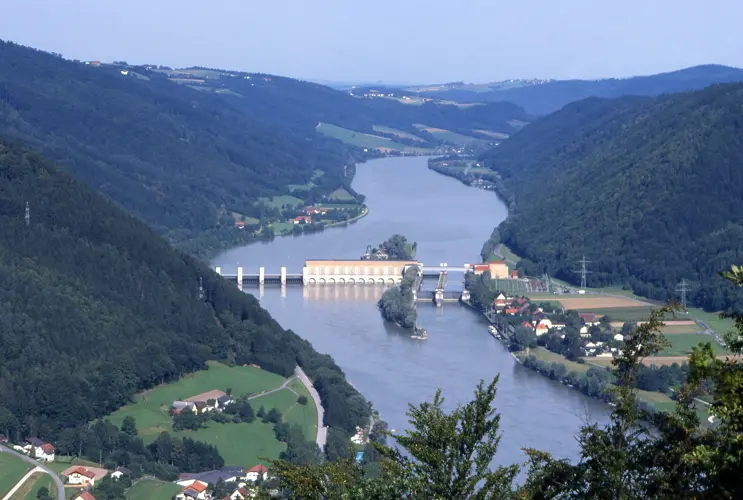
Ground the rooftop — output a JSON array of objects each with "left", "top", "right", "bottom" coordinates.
[{"left": 185, "top": 389, "right": 228, "bottom": 403}]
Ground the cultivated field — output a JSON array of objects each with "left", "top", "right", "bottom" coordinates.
[
  {"left": 413, "top": 123, "right": 484, "bottom": 145},
  {"left": 316, "top": 123, "right": 432, "bottom": 153},
  {"left": 259, "top": 194, "right": 304, "bottom": 209},
  {"left": 0, "top": 453, "right": 32, "bottom": 498},
  {"left": 372, "top": 125, "right": 426, "bottom": 142},
  {"left": 556, "top": 296, "right": 651, "bottom": 310},
  {"left": 473, "top": 129, "right": 510, "bottom": 139},
  {"left": 125, "top": 479, "right": 182, "bottom": 500}
]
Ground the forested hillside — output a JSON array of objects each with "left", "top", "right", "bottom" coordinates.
[
  {"left": 0, "top": 41, "right": 353, "bottom": 244},
  {"left": 0, "top": 141, "right": 369, "bottom": 441},
  {"left": 418, "top": 65, "right": 743, "bottom": 114},
  {"left": 481, "top": 83, "right": 743, "bottom": 311}
]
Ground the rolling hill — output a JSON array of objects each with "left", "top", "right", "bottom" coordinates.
[
  {"left": 0, "top": 140, "right": 369, "bottom": 443},
  {"left": 412, "top": 65, "right": 743, "bottom": 115},
  {"left": 0, "top": 41, "right": 530, "bottom": 257},
  {"left": 480, "top": 83, "right": 743, "bottom": 311}
]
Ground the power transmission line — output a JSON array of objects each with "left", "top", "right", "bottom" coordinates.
[
  {"left": 25, "top": 201, "right": 30, "bottom": 227},
  {"left": 676, "top": 278, "right": 693, "bottom": 308},
  {"left": 575, "top": 255, "right": 592, "bottom": 290}
]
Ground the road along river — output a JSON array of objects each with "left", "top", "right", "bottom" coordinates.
[{"left": 214, "top": 156, "right": 608, "bottom": 468}]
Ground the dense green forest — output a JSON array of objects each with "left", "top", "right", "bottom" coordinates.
[
  {"left": 480, "top": 83, "right": 743, "bottom": 311},
  {"left": 0, "top": 41, "right": 531, "bottom": 257},
  {"left": 416, "top": 64, "right": 743, "bottom": 114},
  {"left": 0, "top": 141, "right": 369, "bottom": 446}
]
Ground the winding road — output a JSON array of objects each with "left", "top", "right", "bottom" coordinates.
[
  {"left": 0, "top": 445, "right": 64, "bottom": 500},
  {"left": 294, "top": 366, "right": 327, "bottom": 450}
]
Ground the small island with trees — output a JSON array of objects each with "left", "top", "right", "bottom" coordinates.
[{"left": 363, "top": 234, "right": 417, "bottom": 260}]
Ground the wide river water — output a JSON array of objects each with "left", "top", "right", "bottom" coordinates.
[{"left": 214, "top": 156, "right": 608, "bottom": 467}]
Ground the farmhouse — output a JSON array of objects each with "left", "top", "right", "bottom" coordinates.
[
  {"left": 111, "top": 466, "right": 131, "bottom": 480},
  {"left": 228, "top": 486, "right": 253, "bottom": 499},
  {"left": 535, "top": 323, "right": 549, "bottom": 336},
  {"left": 579, "top": 313, "right": 601, "bottom": 326},
  {"left": 73, "top": 492, "right": 96, "bottom": 500},
  {"left": 180, "top": 389, "right": 233, "bottom": 413},
  {"left": 494, "top": 293, "right": 507, "bottom": 308},
  {"left": 245, "top": 464, "right": 269, "bottom": 482},
  {"left": 24, "top": 437, "right": 55, "bottom": 462},
  {"left": 304, "top": 207, "right": 328, "bottom": 216},
  {"left": 176, "top": 480, "right": 209, "bottom": 500},
  {"left": 63, "top": 466, "right": 108, "bottom": 486},
  {"left": 292, "top": 215, "right": 312, "bottom": 224}
]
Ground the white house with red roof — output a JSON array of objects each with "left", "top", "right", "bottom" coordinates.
[
  {"left": 245, "top": 464, "right": 268, "bottom": 482},
  {"left": 64, "top": 466, "right": 106, "bottom": 486},
  {"left": 175, "top": 480, "right": 209, "bottom": 500},
  {"left": 535, "top": 323, "right": 549, "bottom": 336},
  {"left": 23, "top": 437, "right": 55, "bottom": 462},
  {"left": 73, "top": 492, "right": 96, "bottom": 500}
]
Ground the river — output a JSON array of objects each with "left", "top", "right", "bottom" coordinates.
[{"left": 213, "top": 156, "right": 608, "bottom": 467}]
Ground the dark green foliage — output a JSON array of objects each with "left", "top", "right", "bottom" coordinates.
[
  {"left": 421, "top": 64, "right": 743, "bottom": 115},
  {"left": 273, "top": 422, "right": 322, "bottom": 465},
  {"left": 36, "top": 488, "right": 52, "bottom": 500},
  {"left": 297, "top": 395, "right": 308, "bottom": 405},
  {"left": 377, "top": 267, "right": 418, "bottom": 328},
  {"left": 172, "top": 411, "right": 208, "bottom": 431},
  {"left": 223, "top": 397, "right": 255, "bottom": 423},
  {"left": 91, "top": 475, "right": 128, "bottom": 500},
  {"left": 482, "top": 83, "right": 743, "bottom": 311},
  {"left": 373, "top": 234, "right": 417, "bottom": 260},
  {"left": 264, "top": 408, "right": 282, "bottom": 424},
  {"left": 0, "top": 141, "right": 369, "bottom": 441}
]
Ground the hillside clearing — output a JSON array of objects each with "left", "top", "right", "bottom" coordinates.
[
  {"left": 372, "top": 125, "right": 426, "bottom": 142},
  {"left": 0, "top": 453, "right": 32, "bottom": 498},
  {"left": 328, "top": 188, "right": 354, "bottom": 201},
  {"left": 125, "top": 479, "right": 182, "bottom": 500}
]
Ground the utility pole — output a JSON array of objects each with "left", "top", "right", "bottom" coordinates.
[
  {"left": 198, "top": 277, "right": 205, "bottom": 300},
  {"left": 25, "top": 201, "right": 30, "bottom": 227},
  {"left": 676, "top": 278, "right": 692, "bottom": 309},
  {"left": 576, "top": 255, "right": 592, "bottom": 290}
]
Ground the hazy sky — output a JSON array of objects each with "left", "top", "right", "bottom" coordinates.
[{"left": 3, "top": 0, "right": 742, "bottom": 83}]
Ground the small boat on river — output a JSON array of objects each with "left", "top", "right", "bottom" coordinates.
[{"left": 411, "top": 322, "right": 428, "bottom": 340}]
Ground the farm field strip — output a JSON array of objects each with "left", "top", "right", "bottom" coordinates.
[
  {"left": 556, "top": 296, "right": 651, "bottom": 310},
  {"left": 0, "top": 454, "right": 32, "bottom": 498}
]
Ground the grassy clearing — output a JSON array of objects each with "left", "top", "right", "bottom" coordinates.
[
  {"left": 270, "top": 222, "right": 296, "bottom": 235},
  {"left": 473, "top": 129, "right": 510, "bottom": 139},
  {"left": 661, "top": 334, "right": 729, "bottom": 356},
  {"left": 412, "top": 124, "right": 484, "bottom": 145},
  {"left": 685, "top": 307, "right": 735, "bottom": 336},
  {"left": 317, "top": 203, "right": 363, "bottom": 210},
  {"left": 0, "top": 453, "right": 32, "bottom": 497},
  {"left": 19, "top": 472, "right": 55, "bottom": 500},
  {"left": 106, "top": 362, "right": 286, "bottom": 437},
  {"left": 328, "top": 188, "right": 354, "bottom": 201},
  {"left": 372, "top": 125, "right": 426, "bottom": 142},
  {"left": 259, "top": 195, "right": 304, "bottom": 209},
  {"left": 125, "top": 479, "right": 182, "bottom": 500},
  {"left": 316, "top": 123, "right": 413, "bottom": 152},
  {"left": 171, "top": 421, "right": 283, "bottom": 467},
  {"left": 526, "top": 347, "right": 592, "bottom": 375},
  {"left": 289, "top": 170, "right": 324, "bottom": 192},
  {"left": 499, "top": 244, "right": 521, "bottom": 263}
]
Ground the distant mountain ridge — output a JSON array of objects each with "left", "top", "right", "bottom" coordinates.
[
  {"left": 412, "top": 65, "right": 743, "bottom": 114},
  {"left": 480, "top": 82, "right": 743, "bottom": 311}
]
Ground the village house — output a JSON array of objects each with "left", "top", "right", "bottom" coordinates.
[
  {"left": 493, "top": 293, "right": 507, "bottom": 309},
  {"left": 110, "top": 466, "right": 131, "bottom": 480},
  {"left": 234, "top": 221, "right": 245, "bottom": 229},
  {"left": 228, "top": 486, "right": 254, "bottom": 499},
  {"left": 73, "top": 492, "right": 96, "bottom": 500},
  {"left": 535, "top": 323, "right": 549, "bottom": 336},
  {"left": 520, "top": 321, "right": 533, "bottom": 329},
  {"left": 245, "top": 464, "right": 269, "bottom": 482},
  {"left": 613, "top": 333, "right": 626, "bottom": 342},
  {"left": 579, "top": 313, "right": 601, "bottom": 326},
  {"left": 24, "top": 437, "right": 55, "bottom": 462},
  {"left": 511, "top": 269, "right": 519, "bottom": 279},
  {"left": 552, "top": 322, "right": 566, "bottom": 330},
  {"left": 538, "top": 318, "right": 553, "bottom": 329},
  {"left": 175, "top": 480, "right": 209, "bottom": 500},
  {"left": 504, "top": 307, "right": 519, "bottom": 316},
  {"left": 304, "top": 207, "right": 328, "bottom": 216},
  {"left": 63, "top": 466, "right": 108, "bottom": 487},
  {"left": 292, "top": 215, "right": 312, "bottom": 224}
]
